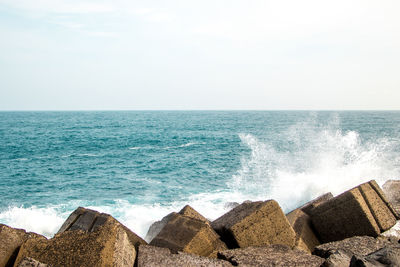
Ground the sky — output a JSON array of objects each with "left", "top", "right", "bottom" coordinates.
[{"left": 0, "top": 0, "right": 399, "bottom": 110}]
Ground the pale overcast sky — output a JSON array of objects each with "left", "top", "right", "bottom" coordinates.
[{"left": 0, "top": 0, "right": 399, "bottom": 110}]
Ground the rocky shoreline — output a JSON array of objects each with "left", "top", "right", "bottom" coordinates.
[{"left": 1, "top": 179, "right": 400, "bottom": 267}]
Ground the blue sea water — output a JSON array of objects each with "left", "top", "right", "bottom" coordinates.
[{"left": 1, "top": 111, "right": 400, "bottom": 239}]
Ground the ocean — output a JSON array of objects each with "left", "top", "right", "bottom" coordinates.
[{"left": 1, "top": 111, "right": 400, "bottom": 240}]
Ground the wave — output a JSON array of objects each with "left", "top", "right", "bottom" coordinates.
[
  {"left": 229, "top": 115, "right": 400, "bottom": 211},
  {"left": 0, "top": 206, "right": 67, "bottom": 237},
  {"left": 129, "top": 142, "right": 205, "bottom": 151},
  {"left": 0, "top": 194, "right": 232, "bottom": 240},
  {"left": 164, "top": 142, "right": 202, "bottom": 149},
  {"left": 129, "top": 147, "right": 143, "bottom": 150}
]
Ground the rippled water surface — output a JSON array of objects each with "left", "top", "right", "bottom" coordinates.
[{"left": 1, "top": 111, "right": 400, "bottom": 237}]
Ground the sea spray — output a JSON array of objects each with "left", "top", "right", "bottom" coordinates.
[{"left": 230, "top": 116, "right": 400, "bottom": 211}]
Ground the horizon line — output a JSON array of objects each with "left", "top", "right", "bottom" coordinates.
[{"left": 1, "top": 109, "right": 400, "bottom": 112}]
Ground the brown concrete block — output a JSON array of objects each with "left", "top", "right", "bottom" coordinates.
[
  {"left": 359, "top": 181, "right": 397, "bottom": 231},
  {"left": 0, "top": 224, "right": 42, "bottom": 267},
  {"left": 179, "top": 205, "right": 209, "bottom": 223},
  {"left": 150, "top": 213, "right": 227, "bottom": 257},
  {"left": 14, "top": 215, "right": 137, "bottom": 267},
  {"left": 311, "top": 187, "right": 380, "bottom": 243},
  {"left": 310, "top": 180, "right": 397, "bottom": 243},
  {"left": 286, "top": 209, "right": 320, "bottom": 253},
  {"left": 211, "top": 200, "right": 296, "bottom": 249},
  {"left": 145, "top": 205, "right": 209, "bottom": 243},
  {"left": 298, "top": 192, "right": 333, "bottom": 216},
  {"left": 57, "top": 207, "right": 146, "bottom": 249}
]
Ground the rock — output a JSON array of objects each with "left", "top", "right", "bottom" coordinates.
[
  {"left": 314, "top": 236, "right": 392, "bottom": 267},
  {"left": 314, "top": 236, "right": 391, "bottom": 258},
  {"left": 299, "top": 193, "right": 334, "bottom": 216},
  {"left": 14, "top": 207, "right": 146, "bottom": 267},
  {"left": 382, "top": 179, "right": 400, "bottom": 216},
  {"left": 211, "top": 200, "right": 296, "bottom": 249},
  {"left": 57, "top": 207, "right": 146, "bottom": 249},
  {"left": 137, "top": 245, "right": 233, "bottom": 267},
  {"left": 350, "top": 245, "right": 400, "bottom": 267},
  {"left": 145, "top": 205, "right": 209, "bottom": 243},
  {"left": 286, "top": 209, "right": 320, "bottom": 253},
  {"left": 311, "top": 180, "right": 398, "bottom": 243},
  {"left": 17, "top": 257, "right": 48, "bottom": 267},
  {"left": 322, "top": 250, "right": 354, "bottom": 267},
  {"left": 218, "top": 244, "right": 325, "bottom": 267},
  {"left": 150, "top": 213, "right": 227, "bottom": 257},
  {"left": 0, "top": 224, "right": 42, "bottom": 267}
]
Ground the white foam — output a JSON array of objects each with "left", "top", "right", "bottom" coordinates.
[
  {"left": 0, "top": 192, "right": 235, "bottom": 240},
  {"left": 230, "top": 115, "right": 400, "bottom": 212},
  {"left": 129, "top": 147, "right": 142, "bottom": 150},
  {"left": 164, "top": 142, "right": 203, "bottom": 149},
  {"left": 0, "top": 206, "right": 67, "bottom": 237}
]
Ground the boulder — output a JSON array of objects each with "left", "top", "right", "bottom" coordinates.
[
  {"left": 382, "top": 180, "right": 400, "bottom": 216},
  {"left": 14, "top": 207, "right": 146, "bottom": 267},
  {"left": 137, "top": 245, "right": 232, "bottom": 267},
  {"left": 217, "top": 245, "right": 325, "bottom": 267},
  {"left": 145, "top": 205, "right": 209, "bottom": 243},
  {"left": 286, "top": 209, "right": 320, "bottom": 253},
  {"left": 211, "top": 200, "right": 296, "bottom": 249},
  {"left": 16, "top": 257, "right": 48, "bottom": 267},
  {"left": 314, "top": 236, "right": 392, "bottom": 267},
  {"left": 322, "top": 250, "right": 354, "bottom": 267},
  {"left": 310, "top": 180, "right": 398, "bottom": 243},
  {"left": 0, "top": 224, "right": 42, "bottom": 267},
  {"left": 350, "top": 245, "right": 400, "bottom": 267},
  {"left": 150, "top": 213, "right": 227, "bottom": 257}
]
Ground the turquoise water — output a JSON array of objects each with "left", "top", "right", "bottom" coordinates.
[{"left": 1, "top": 111, "right": 400, "bottom": 238}]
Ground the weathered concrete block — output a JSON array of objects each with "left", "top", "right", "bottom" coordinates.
[
  {"left": 179, "top": 205, "right": 209, "bottom": 223},
  {"left": 311, "top": 180, "right": 397, "bottom": 243},
  {"left": 359, "top": 181, "right": 398, "bottom": 230},
  {"left": 150, "top": 213, "right": 227, "bottom": 257},
  {"left": 14, "top": 207, "right": 146, "bottom": 267},
  {"left": 0, "top": 224, "right": 42, "bottom": 267},
  {"left": 145, "top": 205, "right": 209, "bottom": 243},
  {"left": 137, "top": 245, "right": 232, "bottom": 267},
  {"left": 145, "top": 212, "right": 176, "bottom": 243},
  {"left": 218, "top": 245, "right": 325, "bottom": 267},
  {"left": 286, "top": 209, "right": 320, "bottom": 253},
  {"left": 383, "top": 179, "right": 400, "bottom": 217},
  {"left": 57, "top": 207, "right": 146, "bottom": 249},
  {"left": 17, "top": 257, "right": 48, "bottom": 267},
  {"left": 298, "top": 192, "right": 333, "bottom": 216},
  {"left": 211, "top": 200, "right": 296, "bottom": 249}
]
